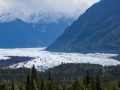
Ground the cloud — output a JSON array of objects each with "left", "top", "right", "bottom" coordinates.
[{"left": 0, "top": 0, "right": 100, "bottom": 23}]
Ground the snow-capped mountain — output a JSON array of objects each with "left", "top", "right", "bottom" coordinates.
[
  {"left": 0, "top": 48, "right": 120, "bottom": 71},
  {"left": 0, "top": 18, "right": 73, "bottom": 48}
]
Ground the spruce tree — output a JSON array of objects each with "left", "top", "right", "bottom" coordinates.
[
  {"left": 62, "top": 84, "right": 67, "bottom": 90},
  {"left": 0, "top": 76, "right": 11, "bottom": 90},
  {"left": 55, "top": 83, "right": 59, "bottom": 90},
  {"left": 19, "top": 84, "right": 25, "bottom": 90},
  {"left": 55, "top": 83, "right": 62, "bottom": 90},
  {"left": 85, "top": 71, "right": 91, "bottom": 87},
  {"left": 31, "top": 65, "right": 37, "bottom": 82},
  {"left": 90, "top": 78, "right": 95, "bottom": 90},
  {"left": 48, "top": 69, "right": 51, "bottom": 81},
  {"left": 33, "top": 79, "right": 38, "bottom": 90},
  {"left": 47, "top": 81, "right": 54, "bottom": 90},
  {"left": 47, "top": 69, "right": 55, "bottom": 90},
  {"left": 72, "top": 78, "right": 86, "bottom": 90},
  {"left": 11, "top": 77, "right": 15, "bottom": 90},
  {"left": 31, "top": 76, "right": 38, "bottom": 90},
  {"left": 31, "top": 65, "right": 38, "bottom": 90},
  {"left": 96, "top": 75, "right": 101, "bottom": 90},
  {"left": 40, "top": 77, "right": 46, "bottom": 90},
  {"left": 26, "top": 72, "right": 31, "bottom": 90},
  {"left": 118, "top": 80, "right": 120, "bottom": 88},
  {"left": 65, "top": 85, "right": 72, "bottom": 90}
]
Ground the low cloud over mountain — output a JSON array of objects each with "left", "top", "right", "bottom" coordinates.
[{"left": 0, "top": 0, "right": 99, "bottom": 23}]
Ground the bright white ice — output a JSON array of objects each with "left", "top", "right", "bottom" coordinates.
[{"left": 0, "top": 48, "right": 120, "bottom": 71}]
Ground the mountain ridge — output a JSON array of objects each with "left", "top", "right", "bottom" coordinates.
[
  {"left": 0, "top": 18, "right": 73, "bottom": 48},
  {"left": 46, "top": 0, "right": 120, "bottom": 54}
]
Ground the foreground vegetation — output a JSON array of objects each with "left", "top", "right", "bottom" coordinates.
[{"left": 1, "top": 63, "right": 120, "bottom": 90}]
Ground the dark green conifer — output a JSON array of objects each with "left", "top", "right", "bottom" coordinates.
[
  {"left": 90, "top": 78, "right": 95, "bottom": 90},
  {"left": 48, "top": 69, "right": 51, "bottom": 81},
  {"left": 33, "top": 79, "right": 38, "bottom": 90},
  {"left": 85, "top": 71, "right": 91, "bottom": 87},
  {"left": 96, "top": 75, "right": 101, "bottom": 90},
  {"left": 72, "top": 78, "right": 86, "bottom": 90},
  {"left": 118, "top": 80, "right": 120, "bottom": 88},
  {"left": 31, "top": 65, "right": 37, "bottom": 82},
  {"left": 55, "top": 83, "right": 59, "bottom": 90},
  {"left": 0, "top": 76, "right": 11, "bottom": 90},
  {"left": 31, "top": 65, "right": 38, "bottom": 90},
  {"left": 26, "top": 72, "right": 31, "bottom": 90},
  {"left": 11, "top": 77, "right": 15, "bottom": 90},
  {"left": 62, "top": 84, "right": 67, "bottom": 90},
  {"left": 46, "top": 81, "right": 54, "bottom": 90},
  {"left": 40, "top": 77, "right": 46, "bottom": 90},
  {"left": 46, "top": 70, "right": 55, "bottom": 90}
]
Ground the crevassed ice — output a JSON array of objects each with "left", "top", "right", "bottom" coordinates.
[{"left": 0, "top": 48, "right": 119, "bottom": 71}]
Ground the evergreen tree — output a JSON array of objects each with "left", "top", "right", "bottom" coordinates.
[
  {"left": 31, "top": 77, "right": 34, "bottom": 90},
  {"left": 26, "top": 72, "right": 31, "bottom": 90},
  {"left": 0, "top": 75, "right": 2, "bottom": 83},
  {"left": 65, "top": 85, "right": 72, "bottom": 90},
  {"left": 85, "top": 70, "right": 91, "bottom": 87},
  {"left": 118, "top": 80, "right": 120, "bottom": 88},
  {"left": 31, "top": 65, "right": 37, "bottom": 82},
  {"left": 19, "top": 84, "right": 25, "bottom": 90},
  {"left": 33, "top": 79, "right": 38, "bottom": 90},
  {"left": 72, "top": 78, "right": 87, "bottom": 90},
  {"left": 40, "top": 77, "right": 46, "bottom": 90},
  {"left": 47, "top": 69, "right": 55, "bottom": 90},
  {"left": 62, "top": 84, "right": 67, "bottom": 90},
  {"left": 31, "top": 65, "right": 38, "bottom": 90},
  {"left": 56, "top": 83, "right": 62, "bottom": 90},
  {"left": 0, "top": 77, "right": 10, "bottom": 90},
  {"left": 90, "top": 78, "right": 95, "bottom": 90},
  {"left": 55, "top": 83, "right": 59, "bottom": 90},
  {"left": 48, "top": 69, "right": 51, "bottom": 81},
  {"left": 46, "top": 81, "right": 55, "bottom": 90},
  {"left": 0, "top": 82, "right": 11, "bottom": 90},
  {"left": 96, "top": 75, "right": 101, "bottom": 90},
  {"left": 11, "top": 77, "right": 15, "bottom": 90}
]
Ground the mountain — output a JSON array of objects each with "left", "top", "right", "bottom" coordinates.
[
  {"left": 46, "top": 0, "right": 120, "bottom": 53},
  {"left": 0, "top": 18, "right": 72, "bottom": 48}
]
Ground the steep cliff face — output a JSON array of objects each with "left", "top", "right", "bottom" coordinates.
[{"left": 46, "top": 0, "right": 120, "bottom": 53}]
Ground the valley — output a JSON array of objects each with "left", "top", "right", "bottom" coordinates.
[{"left": 0, "top": 48, "right": 120, "bottom": 71}]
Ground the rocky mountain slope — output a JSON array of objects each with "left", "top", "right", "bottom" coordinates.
[
  {"left": 46, "top": 0, "right": 120, "bottom": 53},
  {"left": 0, "top": 18, "right": 72, "bottom": 48}
]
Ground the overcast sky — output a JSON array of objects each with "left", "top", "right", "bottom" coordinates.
[{"left": 0, "top": 0, "right": 100, "bottom": 23}]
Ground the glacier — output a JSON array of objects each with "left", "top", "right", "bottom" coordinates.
[{"left": 0, "top": 48, "right": 120, "bottom": 71}]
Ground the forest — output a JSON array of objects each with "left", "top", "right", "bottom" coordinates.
[{"left": 0, "top": 63, "right": 120, "bottom": 90}]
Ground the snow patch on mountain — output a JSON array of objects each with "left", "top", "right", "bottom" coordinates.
[{"left": 0, "top": 48, "right": 119, "bottom": 71}]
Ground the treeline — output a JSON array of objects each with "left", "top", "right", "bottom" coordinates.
[
  {"left": 1, "top": 63, "right": 120, "bottom": 84},
  {"left": 0, "top": 65, "right": 120, "bottom": 90},
  {"left": 1, "top": 63, "right": 120, "bottom": 89},
  {"left": 42, "top": 63, "right": 120, "bottom": 84}
]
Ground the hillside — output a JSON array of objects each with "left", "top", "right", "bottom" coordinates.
[
  {"left": 1, "top": 63, "right": 120, "bottom": 90},
  {"left": 46, "top": 0, "right": 120, "bottom": 53},
  {"left": 1, "top": 63, "right": 120, "bottom": 84},
  {"left": 0, "top": 18, "right": 72, "bottom": 48}
]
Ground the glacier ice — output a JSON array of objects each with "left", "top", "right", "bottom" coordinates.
[{"left": 0, "top": 48, "right": 120, "bottom": 71}]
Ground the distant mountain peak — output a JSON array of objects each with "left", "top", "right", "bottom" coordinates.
[{"left": 0, "top": 18, "right": 73, "bottom": 48}]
